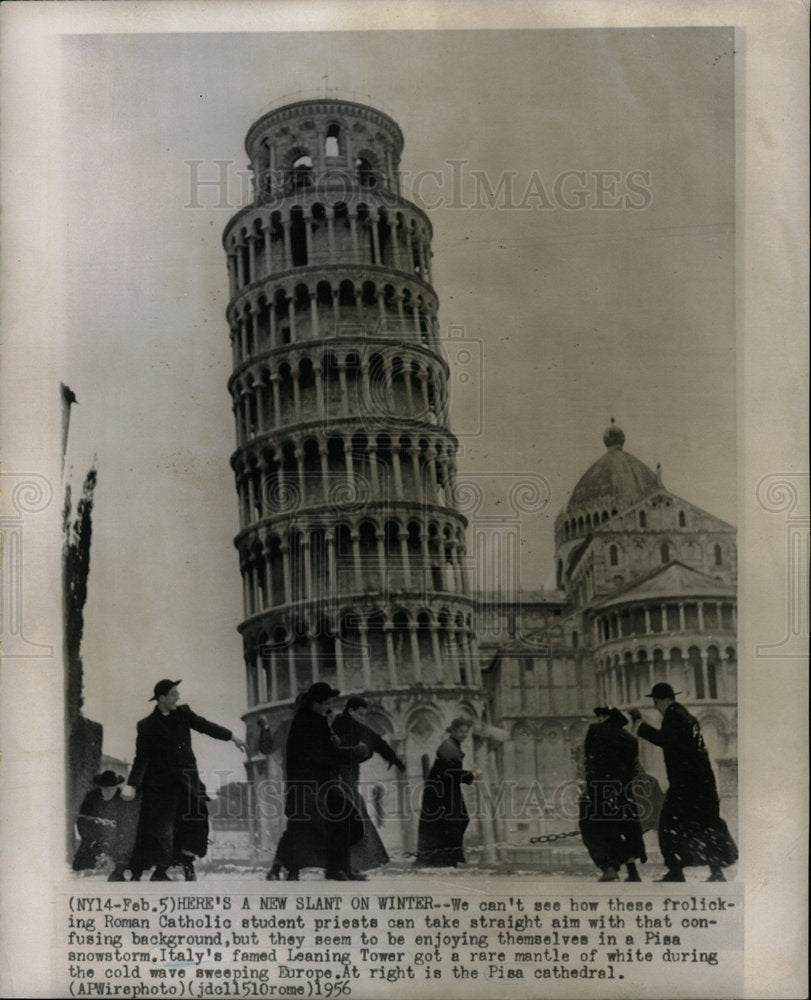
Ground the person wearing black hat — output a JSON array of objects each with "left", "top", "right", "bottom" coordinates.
[
  {"left": 125, "top": 680, "right": 247, "bottom": 882},
  {"left": 415, "top": 717, "right": 476, "bottom": 867},
  {"left": 270, "top": 682, "right": 369, "bottom": 881},
  {"left": 579, "top": 707, "right": 647, "bottom": 882},
  {"left": 331, "top": 696, "right": 406, "bottom": 874},
  {"left": 630, "top": 683, "right": 738, "bottom": 882},
  {"left": 72, "top": 771, "right": 139, "bottom": 881}
]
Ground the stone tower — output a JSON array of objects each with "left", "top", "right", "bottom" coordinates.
[{"left": 222, "top": 98, "right": 487, "bottom": 862}]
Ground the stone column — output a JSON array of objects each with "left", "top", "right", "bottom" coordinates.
[
  {"left": 430, "top": 622, "right": 443, "bottom": 680},
  {"left": 314, "top": 367, "right": 325, "bottom": 419},
  {"left": 334, "top": 635, "right": 345, "bottom": 688},
  {"left": 351, "top": 530, "right": 363, "bottom": 590},
  {"left": 338, "top": 363, "right": 349, "bottom": 417},
  {"left": 368, "top": 446, "right": 380, "bottom": 495},
  {"left": 398, "top": 530, "right": 412, "bottom": 589},
  {"left": 270, "top": 375, "right": 282, "bottom": 428},
  {"left": 304, "top": 219, "right": 313, "bottom": 264},
  {"left": 391, "top": 450, "right": 404, "bottom": 499},
  {"left": 319, "top": 444, "right": 330, "bottom": 503},
  {"left": 281, "top": 541, "right": 292, "bottom": 605},
  {"left": 302, "top": 536, "right": 312, "bottom": 603},
  {"left": 700, "top": 650, "right": 709, "bottom": 700},
  {"left": 287, "top": 646, "right": 296, "bottom": 699},
  {"left": 263, "top": 225, "right": 272, "bottom": 276},
  {"left": 375, "top": 529, "right": 387, "bottom": 593},
  {"left": 349, "top": 214, "right": 359, "bottom": 259},
  {"left": 282, "top": 220, "right": 291, "bottom": 269},
  {"left": 269, "top": 649, "right": 278, "bottom": 702},
  {"left": 269, "top": 305, "right": 277, "bottom": 349},
  {"left": 371, "top": 214, "right": 383, "bottom": 265},
  {"left": 359, "top": 623, "right": 372, "bottom": 687},
  {"left": 384, "top": 627, "right": 397, "bottom": 686},
  {"left": 326, "top": 210, "right": 336, "bottom": 262},
  {"left": 404, "top": 366, "right": 415, "bottom": 415},
  {"left": 408, "top": 624, "right": 422, "bottom": 682},
  {"left": 248, "top": 235, "right": 256, "bottom": 285},
  {"left": 473, "top": 735, "right": 498, "bottom": 865}
]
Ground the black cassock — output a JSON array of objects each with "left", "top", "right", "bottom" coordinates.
[
  {"left": 331, "top": 711, "right": 402, "bottom": 871},
  {"left": 415, "top": 736, "right": 473, "bottom": 867},
  {"left": 275, "top": 706, "right": 364, "bottom": 875},
  {"left": 128, "top": 705, "right": 232, "bottom": 870},
  {"left": 579, "top": 719, "right": 647, "bottom": 871},
  {"left": 638, "top": 702, "right": 738, "bottom": 871}
]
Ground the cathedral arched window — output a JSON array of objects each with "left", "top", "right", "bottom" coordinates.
[
  {"left": 660, "top": 542, "right": 670, "bottom": 563},
  {"left": 639, "top": 510, "right": 647, "bottom": 528},
  {"left": 707, "top": 646, "right": 719, "bottom": 699},
  {"left": 609, "top": 544, "right": 619, "bottom": 566},
  {"left": 571, "top": 630, "right": 579, "bottom": 649},
  {"left": 689, "top": 646, "right": 704, "bottom": 699},
  {"left": 325, "top": 123, "right": 340, "bottom": 157},
  {"left": 678, "top": 510, "right": 686, "bottom": 527},
  {"left": 714, "top": 543, "right": 723, "bottom": 566}
]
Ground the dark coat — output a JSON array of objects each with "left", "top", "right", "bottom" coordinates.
[
  {"left": 72, "top": 788, "right": 139, "bottom": 869},
  {"left": 284, "top": 706, "right": 361, "bottom": 814},
  {"left": 331, "top": 710, "right": 404, "bottom": 871},
  {"left": 638, "top": 702, "right": 738, "bottom": 869},
  {"left": 128, "top": 704, "right": 232, "bottom": 795},
  {"left": 127, "top": 704, "right": 232, "bottom": 869},
  {"left": 277, "top": 705, "right": 365, "bottom": 874},
  {"left": 331, "top": 711, "right": 402, "bottom": 785},
  {"left": 415, "top": 736, "right": 474, "bottom": 867},
  {"left": 579, "top": 719, "right": 646, "bottom": 870}
]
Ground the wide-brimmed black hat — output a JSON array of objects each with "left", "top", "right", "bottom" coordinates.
[
  {"left": 607, "top": 707, "right": 630, "bottom": 727},
  {"left": 93, "top": 770, "right": 125, "bottom": 787},
  {"left": 304, "top": 682, "right": 340, "bottom": 703},
  {"left": 149, "top": 678, "right": 182, "bottom": 701},
  {"left": 593, "top": 706, "right": 611, "bottom": 717},
  {"left": 645, "top": 682, "right": 680, "bottom": 700}
]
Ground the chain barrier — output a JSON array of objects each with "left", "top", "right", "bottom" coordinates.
[{"left": 528, "top": 830, "right": 581, "bottom": 844}]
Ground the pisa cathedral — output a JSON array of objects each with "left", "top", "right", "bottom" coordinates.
[{"left": 222, "top": 98, "right": 737, "bottom": 867}]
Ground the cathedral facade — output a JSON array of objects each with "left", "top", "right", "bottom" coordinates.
[{"left": 479, "top": 420, "right": 737, "bottom": 867}]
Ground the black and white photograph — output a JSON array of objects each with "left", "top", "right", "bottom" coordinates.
[{"left": 0, "top": 2, "right": 807, "bottom": 998}]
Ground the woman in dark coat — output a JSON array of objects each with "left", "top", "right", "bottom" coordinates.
[
  {"left": 415, "top": 717, "right": 475, "bottom": 867},
  {"left": 331, "top": 696, "right": 406, "bottom": 872},
  {"left": 633, "top": 683, "right": 738, "bottom": 882},
  {"left": 72, "top": 771, "right": 139, "bottom": 881},
  {"left": 579, "top": 707, "right": 647, "bottom": 882}
]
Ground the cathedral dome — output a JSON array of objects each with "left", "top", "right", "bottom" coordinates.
[{"left": 567, "top": 421, "right": 658, "bottom": 512}]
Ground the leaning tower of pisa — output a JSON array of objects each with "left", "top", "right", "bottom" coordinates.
[{"left": 222, "top": 97, "right": 489, "bottom": 862}]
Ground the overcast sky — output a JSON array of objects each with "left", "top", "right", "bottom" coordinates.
[{"left": 60, "top": 27, "right": 735, "bottom": 781}]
